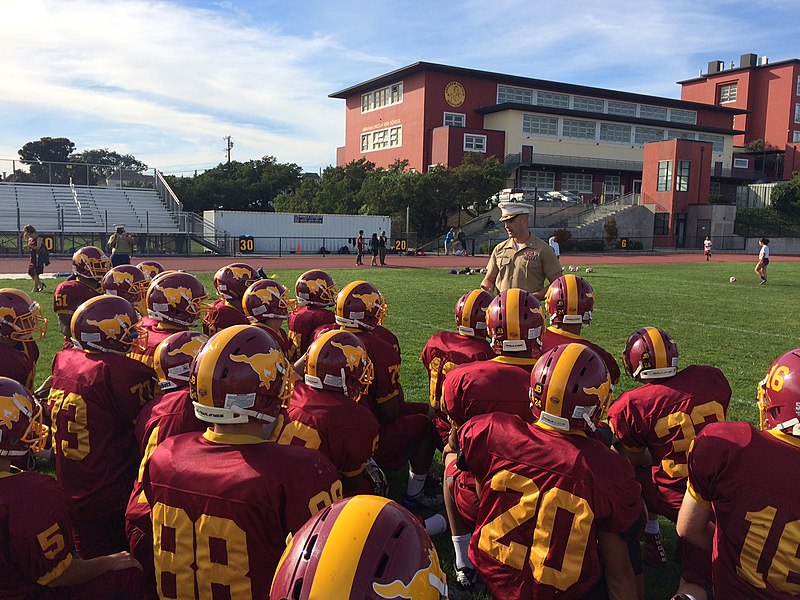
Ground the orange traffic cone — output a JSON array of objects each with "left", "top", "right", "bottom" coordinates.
[{"left": 296, "top": 242, "right": 301, "bottom": 255}]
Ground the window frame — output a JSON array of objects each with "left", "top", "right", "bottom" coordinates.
[
  {"left": 360, "top": 81, "right": 403, "bottom": 114},
  {"left": 520, "top": 170, "right": 555, "bottom": 191},
  {"left": 444, "top": 112, "right": 466, "bottom": 127},
  {"left": 654, "top": 213, "right": 670, "bottom": 235},
  {"left": 676, "top": 160, "right": 690, "bottom": 192},
  {"left": 562, "top": 173, "right": 594, "bottom": 193},
  {"left": 657, "top": 160, "right": 673, "bottom": 192},
  {"left": 522, "top": 114, "right": 558, "bottom": 136},
  {"left": 635, "top": 126, "right": 665, "bottom": 145},
  {"left": 463, "top": 134, "right": 487, "bottom": 153},
  {"left": 599, "top": 123, "right": 632, "bottom": 144},
  {"left": 719, "top": 83, "right": 737, "bottom": 104},
  {"left": 562, "top": 118, "right": 596, "bottom": 140}
]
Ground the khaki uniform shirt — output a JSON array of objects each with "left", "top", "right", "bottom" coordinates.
[
  {"left": 109, "top": 233, "right": 135, "bottom": 254},
  {"left": 486, "top": 233, "right": 562, "bottom": 294}
]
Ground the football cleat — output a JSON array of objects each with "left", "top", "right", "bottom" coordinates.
[{"left": 404, "top": 489, "right": 445, "bottom": 511}]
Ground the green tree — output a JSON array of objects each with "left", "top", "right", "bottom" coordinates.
[
  {"left": 770, "top": 173, "right": 800, "bottom": 220},
  {"left": 17, "top": 137, "right": 76, "bottom": 183},
  {"left": 69, "top": 148, "right": 148, "bottom": 185},
  {"left": 451, "top": 154, "right": 507, "bottom": 214}
]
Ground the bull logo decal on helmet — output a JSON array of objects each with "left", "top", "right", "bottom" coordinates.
[
  {"left": 229, "top": 266, "right": 254, "bottom": 281},
  {"left": 583, "top": 374, "right": 612, "bottom": 405},
  {"left": 305, "top": 278, "right": 330, "bottom": 294},
  {"left": 229, "top": 349, "right": 285, "bottom": 390},
  {"left": 159, "top": 286, "right": 194, "bottom": 307},
  {"left": 0, "top": 393, "right": 28, "bottom": 429},
  {"left": 353, "top": 292, "right": 382, "bottom": 310},
  {"left": 167, "top": 336, "right": 206, "bottom": 358},
  {"left": 372, "top": 549, "right": 448, "bottom": 599},
  {"left": 86, "top": 314, "right": 133, "bottom": 338},
  {"left": 253, "top": 287, "right": 283, "bottom": 304},
  {"left": 331, "top": 340, "right": 368, "bottom": 370},
  {"left": 112, "top": 270, "right": 135, "bottom": 286}
]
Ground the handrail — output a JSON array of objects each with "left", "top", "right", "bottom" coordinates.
[{"left": 153, "top": 169, "right": 183, "bottom": 214}]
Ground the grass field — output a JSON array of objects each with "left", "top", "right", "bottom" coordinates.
[{"left": 11, "top": 258, "right": 800, "bottom": 600}]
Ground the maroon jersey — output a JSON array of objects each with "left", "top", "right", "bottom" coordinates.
[
  {"left": 542, "top": 326, "right": 621, "bottom": 384},
  {"left": 443, "top": 356, "right": 537, "bottom": 427},
  {"left": 287, "top": 306, "right": 336, "bottom": 356},
  {"left": 0, "top": 340, "right": 38, "bottom": 391},
  {"left": 143, "top": 430, "right": 342, "bottom": 599},
  {"left": 420, "top": 330, "right": 493, "bottom": 411},
  {"left": 0, "top": 470, "right": 76, "bottom": 595},
  {"left": 347, "top": 328, "right": 402, "bottom": 414},
  {"left": 53, "top": 279, "right": 100, "bottom": 317},
  {"left": 254, "top": 323, "right": 298, "bottom": 362},
  {"left": 128, "top": 319, "right": 185, "bottom": 369},
  {"left": 277, "top": 382, "right": 379, "bottom": 479},
  {"left": 202, "top": 298, "right": 248, "bottom": 336},
  {"left": 48, "top": 347, "right": 156, "bottom": 518},
  {"left": 688, "top": 422, "right": 800, "bottom": 599},
  {"left": 460, "top": 413, "right": 643, "bottom": 600},
  {"left": 608, "top": 365, "right": 730, "bottom": 516},
  {"left": 373, "top": 324, "right": 401, "bottom": 355}
]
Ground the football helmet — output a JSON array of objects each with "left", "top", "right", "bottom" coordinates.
[
  {"left": 190, "top": 324, "right": 293, "bottom": 425},
  {"left": 71, "top": 295, "right": 148, "bottom": 355},
  {"left": 72, "top": 246, "right": 111, "bottom": 281},
  {"left": 270, "top": 495, "right": 448, "bottom": 600},
  {"left": 758, "top": 348, "right": 800, "bottom": 434},
  {"left": 154, "top": 331, "right": 209, "bottom": 392},
  {"left": 545, "top": 274, "right": 594, "bottom": 325},
  {"left": 213, "top": 263, "right": 259, "bottom": 301},
  {"left": 242, "top": 279, "right": 295, "bottom": 323},
  {"left": 335, "top": 281, "right": 388, "bottom": 331},
  {"left": 455, "top": 289, "right": 492, "bottom": 338},
  {"left": 0, "top": 288, "right": 47, "bottom": 341},
  {"left": 305, "top": 329, "right": 374, "bottom": 402},
  {"left": 622, "top": 327, "right": 679, "bottom": 381},
  {"left": 486, "top": 288, "right": 544, "bottom": 355},
  {"left": 146, "top": 271, "right": 209, "bottom": 328},
  {"left": 530, "top": 343, "right": 613, "bottom": 433},
  {"left": 295, "top": 269, "right": 338, "bottom": 307},
  {"left": 136, "top": 260, "right": 164, "bottom": 280},
  {"left": 0, "top": 377, "right": 48, "bottom": 457},
  {"left": 102, "top": 265, "right": 148, "bottom": 316}
]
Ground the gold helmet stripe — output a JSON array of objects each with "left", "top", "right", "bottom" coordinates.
[
  {"left": 545, "top": 343, "right": 587, "bottom": 417},
  {"left": 644, "top": 326, "right": 667, "bottom": 369},
  {"left": 194, "top": 325, "right": 250, "bottom": 407},
  {"left": 306, "top": 329, "right": 342, "bottom": 380},
  {"left": 308, "top": 495, "right": 393, "bottom": 598},
  {"left": 461, "top": 290, "right": 480, "bottom": 329},
  {"left": 506, "top": 289, "right": 521, "bottom": 341},
  {"left": 565, "top": 274, "right": 578, "bottom": 315},
  {"left": 336, "top": 280, "right": 366, "bottom": 318}
]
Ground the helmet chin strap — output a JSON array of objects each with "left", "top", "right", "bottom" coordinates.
[{"left": 582, "top": 412, "right": 597, "bottom": 432}]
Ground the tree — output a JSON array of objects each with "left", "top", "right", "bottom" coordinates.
[
  {"left": 770, "top": 173, "right": 800, "bottom": 220},
  {"left": 18, "top": 137, "right": 76, "bottom": 183},
  {"left": 451, "top": 154, "right": 507, "bottom": 214},
  {"left": 69, "top": 149, "right": 148, "bottom": 185}
]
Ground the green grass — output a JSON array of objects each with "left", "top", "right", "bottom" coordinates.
[{"left": 13, "top": 259, "right": 800, "bottom": 600}]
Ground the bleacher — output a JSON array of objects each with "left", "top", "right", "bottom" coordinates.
[{"left": 0, "top": 182, "right": 181, "bottom": 233}]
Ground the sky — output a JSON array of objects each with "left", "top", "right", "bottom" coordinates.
[{"left": 1, "top": 0, "right": 798, "bottom": 177}]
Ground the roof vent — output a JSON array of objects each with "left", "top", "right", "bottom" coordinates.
[
  {"left": 707, "top": 60, "right": 724, "bottom": 74},
  {"left": 740, "top": 53, "right": 757, "bottom": 68},
  {"left": 759, "top": 55, "right": 769, "bottom": 66}
]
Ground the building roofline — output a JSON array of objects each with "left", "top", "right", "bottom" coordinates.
[
  {"left": 677, "top": 57, "right": 800, "bottom": 84},
  {"left": 330, "top": 61, "right": 745, "bottom": 114}
]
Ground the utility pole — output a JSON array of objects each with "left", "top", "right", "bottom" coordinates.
[{"left": 224, "top": 136, "right": 234, "bottom": 164}]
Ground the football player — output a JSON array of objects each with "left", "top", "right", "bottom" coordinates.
[
  {"left": 458, "top": 343, "right": 643, "bottom": 599},
  {"left": 542, "top": 274, "right": 620, "bottom": 383},
  {"left": 125, "top": 330, "right": 208, "bottom": 599},
  {"left": 441, "top": 288, "right": 543, "bottom": 589},
  {"left": 48, "top": 295, "right": 156, "bottom": 559},
  {"left": 420, "top": 288, "right": 493, "bottom": 446},
  {"left": 129, "top": 270, "right": 209, "bottom": 369},
  {"left": 135, "top": 260, "right": 164, "bottom": 280},
  {"left": 242, "top": 278, "right": 298, "bottom": 361},
  {"left": 608, "top": 327, "right": 730, "bottom": 598},
  {"left": 270, "top": 495, "right": 448, "bottom": 599},
  {"left": 0, "top": 378, "right": 144, "bottom": 597},
  {"left": 142, "top": 325, "right": 341, "bottom": 598},
  {"left": 202, "top": 263, "right": 258, "bottom": 336},
  {"left": 102, "top": 264, "right": 149, "bottom": 317},
  {"left": 677, "top": 348, "right": 800, "bottom": 600},
  {"left": 287, "top": 269, "right": 338, "bottom": 357},
  {"left": 0, "top": 288, "right": 46, "bottom": 391},
  {"left": 52, "top": 246, "right": 110, "bottom": 343},
  {"left": 275, "top": 329, "right": 380, "bottom": 497},
  {"left": 335, "top": 280, "right": 441, "bottom": 510}
]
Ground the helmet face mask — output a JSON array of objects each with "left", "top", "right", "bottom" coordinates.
[
  {"left": 455, "top": 289, "right": 492, "bottom": 338},
  {"left": 335, "top": 281, "right": 388, "bottom": 331},
  {"left": 71, "top": 295, "right": 148, "bottom": 355},
  {"left": 0, "top": 378, "right": 49, "bottom": 457},
  {"left": 304, "top": 329, "right": 374, "bottom": 402},
  {"left": 758, "top": 349, "right": 800, "bottom": 435},
  {"left": 545, "top": 275, "right": 594, "bottom": 326},
  {"left": 622, "top": 327, "right": 679, "bottom": 381},
  {"left": 72, "top": 246, "right": 111, "bottom": 282},
  {"left": 295, "top": 270, "right": 338, "bottom": 307},
  {"left": 242, "top": 279, "right": 296, "bottom": 323},
  {"left": 0, "top": 288, "right": 48, "bottom": 341},
  {"left": 214, "top": 263, "right": 258, "bottom": 302},
  {"left": 486, "top": 288, "right": 544, "bottom": 355},
  {"left": 146, "top": 272, "right": 209, "bottom": 328}
]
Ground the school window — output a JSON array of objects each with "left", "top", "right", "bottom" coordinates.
[
  {"left": 562, "top": 119, "right": 596, "bottom": 140},
  {"left": 698, "top": 133, "right": 724, "bottom": 153},
  {"left": 657, "top": 160, "right": 672, "bottom": 192},
  {"left": 607, "top": 100, "right": 636, "bottom": 117},
  {"left": 572, "top": 96, "right": 604, "bottom": 113},
  {"left": 638, "top": 105, "right": 668, "bottom": 121},
  {"left": 654, "top": 213, "right": 669, "bottom": 235},
  {"left": 676, "top": 160, "right": 690, "bottom": 192},
  {"left": 444, "top": 112, "right": 466, "bottom": 127},
  {"left": 719, "top": 83, "right": 737, "bottom": 104},
  {"left": 635, "top": 127, "right": 664, "bottom": 144},
  {"left": 733, "top": 158, "right": 750, "bottom": 169},
  {"left": 794, "top": 131, "right": 800, "bottom": 143},
  {"left": 522, "top": 114, "right": 558, "bottom": 136},
  {"left": 667, "top": 130, "right": 696, "bottom": 141},
  {"left": 497, "top": 85, "right": 534, "bottom": 105},
  {"left": 604, "top": 175, "right": 621, "bottom": 195},
  {"left": 464, "top": 134, "right": 487, "bottom": 153},
  {"left": 536, "top": 91, "right": 569, "bottom": 108},
  {"left": 360, "top": 134, "right": 369, "bottom": 152},
  {"left": 795, "top": 103, "right": 800, "bottom": 124},
  {"left": 599, "top": 123, "right": 632, "bottom": 144},
  {"left": 361, "top": 126, "right": 402, "bottom": 152},
  {"left": 562, "top": 173, "right": 593, "bottom": 193},
  {"left": 797, "top": 76, "right": 800, "bottom": 96},
  {"left": 669, "top": 108, "right": 697, "bottom": 125},
  {"left": 520, "top": 170, "right": 555, "bottom": 191},
  {"left": 361, "top": 82, "right": 403, "bottom": 113}
]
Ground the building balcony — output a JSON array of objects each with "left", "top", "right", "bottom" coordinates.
[{"left": 504, "top": 152, "right": 643, "bottom": 173}]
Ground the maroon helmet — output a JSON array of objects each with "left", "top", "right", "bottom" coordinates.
[
  {"left": 621, "top": 327, "right": 679, "bottom": 381},
  {"left": 213, "top": 263, "right": 259, "bottom": 302},
  {"left": 102, "top": 265, "right": 148, "bottom": 316},
  {"left": 136, "top": 260, "right": 164, "bottom": 280},
  {"left": 758, "top": 348, "right": 800, "bottom": 434},
  {"left": 153, "top": 331, "right": 208, "bottom": 392},
  {"left": 72, "top": 246, "right": 111, "bottom": 281},
  {"left": 530, "top": 343, "right": 613, "bottom": 432},
  {"left": 270, "top": 495, "right": 448, "bottom": 600},
  {"left": 146, "top": 271, "right": 209, "bottom": 328},
  {"left": 304, "top": 329, "right": 374, "bottom": 402},
  {"left": 0, "top": 378, "right": 48, "bottom": 457},
  {"left": 486, "top": 288, "right": 544, "bottom": 355},
  {"left": 454, "top": 289, "right": 492, "bottom": 338},
  {"left": 242, "top": 279, "right": 295, "bottom": 323},
  {"left": 0, "top": 288, "right": 47, "bottom": 341},
  {"left": 71, "top": 295, "right": 148, "bottom": 355},
  {"left": 295, "top": 269, "right": 338, "bottom": 307},
  {"left": 335, "top": 281, "right": 387, "bottom": 331},
  {"left": 545, "top": 274, "right": 594, "bottom": 325}
]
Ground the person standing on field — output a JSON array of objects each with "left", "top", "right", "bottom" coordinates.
[
  {"left": 457, "top": 227, "right": 467, "bottom": 254},
  {"left": 356, "top": 230, "right": 365, "bottom": 266},
  {"left": 703, "top": 236, "right": 712, "bottom": 261},
  {"left": 755, "top": 237, "right": 769, "bottom": 285},
  {"left": 548, "top": 233, "right": 560, "bottom": 259},
  {"left": 379, "top": 230, "right": 388, "bottom": 265},
  {"left": 444, "top": 228, "right": 455, "bottom": 255}
]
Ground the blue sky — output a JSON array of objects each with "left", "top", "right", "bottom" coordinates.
[{"left": 1, "top": 0, "right": 797, "bottom": 176}]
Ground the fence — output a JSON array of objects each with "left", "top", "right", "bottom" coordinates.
[{"left": 477, "top": 235, "right": 752, "bottom": 255}]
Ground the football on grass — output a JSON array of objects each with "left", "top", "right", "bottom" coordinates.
[{"left": 730, "top": 276, "right": 737, "bottom": 283}]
